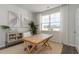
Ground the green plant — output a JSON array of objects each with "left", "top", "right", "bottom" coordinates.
[
  {"left": 0, "top": 25, "right": 10, "bottom": 29},
  {"left": 29, "top": 21, "right": 38, "bottom": 35}
]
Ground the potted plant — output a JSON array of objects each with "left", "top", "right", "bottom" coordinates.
[
  {"left": 0, "top": 25, "right": 10, "bottom": 31},
  {"left": 29, "top": 21, "right": 38, "bottom": 35}
]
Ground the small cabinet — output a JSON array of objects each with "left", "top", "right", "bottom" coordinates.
[{"left": 6, "top": 32, "right": 23, "bottom": 46}]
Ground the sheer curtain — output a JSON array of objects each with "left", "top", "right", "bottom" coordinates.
[{"left": 60, "top": 5, "right": 69, "bottom": 44}]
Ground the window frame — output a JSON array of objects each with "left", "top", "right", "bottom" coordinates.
[
  {"left": 40, "top": 12, "right": 61, "bottom": 31},
  {"left": 41, "top": 15, "right": 50, "bottom": 31}
]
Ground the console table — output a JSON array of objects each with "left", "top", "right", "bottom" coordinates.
[{"left": 6, "top": 32, "right": 23, "bottom": 47}]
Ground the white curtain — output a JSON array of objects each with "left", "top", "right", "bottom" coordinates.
[{"left": 60, "top": 5, "right": 69, "bottom": 44}]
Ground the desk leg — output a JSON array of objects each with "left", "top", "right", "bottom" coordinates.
[
  {"left": 42, "top": 41, "right": 52, "bottom": 49},
  {"left": 45, "top": 42, "right": 52, "bottom": 49},
  {"left": 27, "top": 44, "right": 36, "bottom": 54},
  {"left": 24, "top": 41, "right": 37, "bottom": 54}
]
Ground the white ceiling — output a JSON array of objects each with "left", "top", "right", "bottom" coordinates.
[{"left": 15, "top": 4, "right": 62, "bottom": 13}]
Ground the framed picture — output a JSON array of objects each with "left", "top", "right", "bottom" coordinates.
[
  {"left": 8, "top": 11, "right": 31, "bottom": 32},
  {"left": 21, "top": 16, "right": 30, "bottom": 27},
  {"left": 8, "top": 11, "right": 20, "bottom": 27}
]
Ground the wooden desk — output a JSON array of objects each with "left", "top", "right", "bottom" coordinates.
[{"left": 23, "top": 34, "right": 53, "bottom": 53}]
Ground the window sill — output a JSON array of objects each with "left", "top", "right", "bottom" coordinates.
[{"left": 41, "top": 30, "right": 60, "bottom": 32}]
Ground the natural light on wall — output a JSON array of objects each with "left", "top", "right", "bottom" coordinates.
[{"left": 40, "top": 12, "right": 61, "bottom": 31}]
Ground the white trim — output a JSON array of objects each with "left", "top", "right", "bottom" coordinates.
[{"left": 0, "top": 44, "right": 5, "bottom": 48}]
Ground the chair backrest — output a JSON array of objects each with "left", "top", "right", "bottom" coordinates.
[{"left": 23, "top": 32, "right": 32, "bottom": 37}]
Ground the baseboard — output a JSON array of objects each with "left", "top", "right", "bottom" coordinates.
[
  {"left": 61, "top": 42, "right": 75, "bottom": 47},
  {"left": 49, "top": 40, "right": 62, "bottom": 44},
  {"left": 68, "top": 43, "right": 75, "bottom": 47},
  {"left": 0, "top": 45, "right": 6, "bottom": 50},
  {"left": 0, "top": 41, "right": 23, "bottom": 50}
]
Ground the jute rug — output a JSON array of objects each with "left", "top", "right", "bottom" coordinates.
[{"left": 0, "top": 41, "right": 63, "bottom": 54}]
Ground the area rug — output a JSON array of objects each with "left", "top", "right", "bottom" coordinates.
[{"left": 0, "top": 41, "right": 63, "bottom": 54}]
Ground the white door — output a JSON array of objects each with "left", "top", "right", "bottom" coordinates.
[{"left": 75, "top": 9, "right": 79, "bottom": 53}]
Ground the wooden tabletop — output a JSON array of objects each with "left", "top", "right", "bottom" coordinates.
[{"left": 23, "top": 34, "right": 53, "bottom": 44}]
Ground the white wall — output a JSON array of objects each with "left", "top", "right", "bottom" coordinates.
[
  {"left": 0, "top": 5, "right": 33, "bottom": 25},
  {"left": 0, "top": 5, "right": 33, "bottom": 47}
]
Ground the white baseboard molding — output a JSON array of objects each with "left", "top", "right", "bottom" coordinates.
[
  {"left": 0, "top": 44, "right": 5, "bottom": 48},
  {"left": 50, "top": 40, "right": 76, "bottom": 47},
  {"left": 49, "top": 40, "right": 62, "bottom": 44},
  {"left": 68, "top": 43, "right": 75, "bottom": 47}
]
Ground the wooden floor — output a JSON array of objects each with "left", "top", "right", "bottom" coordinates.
[
  {"left": 62, "top": 45, "right": 78, "bottom": 54},
  {"left": 0, "top": 42, "right": 78, "bottom": 54}
]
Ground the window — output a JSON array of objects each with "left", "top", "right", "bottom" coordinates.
[
  {"left": 50, "top": 12, "right": 61, "bottom": 31},
  {"left": 41, "top": 15, "right": 49, "bottom": 31},
  {"left": 41, "top": 12, "right": 61, "bottom": 31}
]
